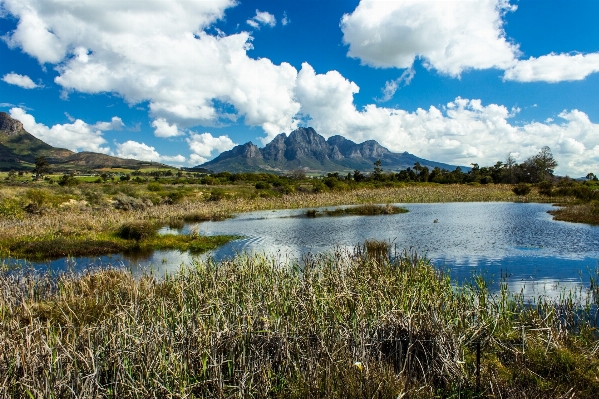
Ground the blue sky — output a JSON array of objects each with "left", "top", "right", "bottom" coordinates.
[{"left": 1, "top": 0, "right": 598, "bottom": 176}]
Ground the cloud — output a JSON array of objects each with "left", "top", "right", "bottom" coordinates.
[
  {"left": 151, "top": 118, "right": 182, "bottom": 138},
  {"left": 9, "top": 107, "right": 112, "bottom": 153},
  {"left": 341, "top": 0, "right": 599, "bottom": 83},
  {"left": 295, "top": 64, "right": 598, "bottom": 176},
  {"left": 504, "top": 53, "right": 599, "bottom": 82},
  {"left": 377, "top": 68, "right": 415, "bottom": 102},
  {"left": 2, "top": 72, "right": 39, "bottom": 89},
  {"left": 281, "top": 12, "right": 290, "bottom": 26},
  {"left": 115, "top": 141, "right": 185, "bottom": 164},
  {"left": 341, "top": 0, "right": 518, "bottom": 76},
  {"left": 186, "top": 132, "right": 236, "bottom": 164},
  {"left": 247, "top": 10, "right": 276, "bottom": 29},
  {"left": 2, "top": 0, "right": 299, "bottom": 138}
]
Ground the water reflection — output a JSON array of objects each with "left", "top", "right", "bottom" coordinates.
[{"left": 3, "top": 202, "right": 599, "bottom": 300}]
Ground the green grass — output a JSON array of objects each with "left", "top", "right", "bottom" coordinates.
[
  {"left": 0, "top": 221, "right": 238, "bottom": 261},
  {"left": 1, "top": 245, "right": 597, "bottom": 398}
]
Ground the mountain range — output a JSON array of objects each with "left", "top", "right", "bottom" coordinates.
[
  {"left": 0, "top": 112, "right": 162, "bottom": 171},
  {"left": 198, "top": 127, "right": 464, "bottom": 173}
]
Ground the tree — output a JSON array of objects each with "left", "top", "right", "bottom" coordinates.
[
  {"left": 34, "top": 156, "right": 50, "bottom": 180},
  {"left": 586, "top": 172, "right": 597, "bottom": 181},
  {"left": 373, "top": 159, "right": 383, "bottom": 181},
  {"left": 504, "top": 153, "right": 517, "bottom": 184},
  {"left": 532, "top": 146, "right": 557, "bottom": 182},
  {"left": 353, "top": 170, "right": 365, "bottom": 182}
]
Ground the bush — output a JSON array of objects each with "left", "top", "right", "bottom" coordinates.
[
  {"left": 116, "top": 221, "right": 157, "bottom": 242},
  {"left": 255, "top": 182, "right": 271, "bottom": 190},
  {"left": 538, "top": 181, "right": 553, "bottom": 196},
  {"left": 147, "top": 182, "right": 162, "bottom": 192},
  {"left": 58, "top": 174, "right": 80, "bottom": 186},
  {"left": 25, "top": 189, "right": 49, "bottom": 206},
  {"left": 112, "top": 193, "right": 153, "bottom": 211},
  {"left": 0, "top": 197, "right": 24, "bottom": 218},
  {"left": 312, "top": 180, "right": 328, "bottom": 193},
  {"left": 209, "top": 188, "right": 226, "bottom": 201},
  {"left": 82, "top": 189, "right": 106, "bottom": 206},
  {"left": 512, "top": 183, "right": 531, "bottom": 196}
]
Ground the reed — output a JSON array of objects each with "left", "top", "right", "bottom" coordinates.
[{"left": 1, "top": 246, "right": 597, "bottom": 398}]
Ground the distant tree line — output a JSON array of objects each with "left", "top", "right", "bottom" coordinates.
[{"left": 361, "top": 146, "right": 562, "bottom": 185}]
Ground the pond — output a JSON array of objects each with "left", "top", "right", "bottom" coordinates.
[{"left": 4, "top": 202, "right": 599, "bottom": 299}]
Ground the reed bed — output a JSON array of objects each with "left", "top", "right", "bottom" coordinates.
[
  {"left": 548, "top": 201, "right": 599, "bottom": 225},
  {"left": 1, "top": 245, "right": 598, "bottom": 398}
]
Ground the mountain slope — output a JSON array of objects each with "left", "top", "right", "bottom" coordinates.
[
  {"left": 199, "top": 127, "right": 465, "bottom": 173},
  {"left": 0, "top": 112, "right": 166, "bottom": 171}
]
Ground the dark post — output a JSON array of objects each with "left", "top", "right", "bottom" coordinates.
[{"left": 476, "top": 341, "right": 481, "bottom": 394}]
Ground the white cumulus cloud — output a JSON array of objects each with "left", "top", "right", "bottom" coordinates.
[
  {"left": 2, "top": 0, "right": 299, "bottom": 137},
  {"left": 151, "top": 118, "right": 182, "bottom": 138},
  {"left": 115, "top": 140, "right": 185, "bottom": 164},
  {"left": 9, "top": 107, "right": 112, "bottom": 153},
  {"left": 294, "top": 64, "right": 599, "bottom": 176},
  {"left": 187, "top": 132, "right": 236, "bottom": 164},
  {"left": 504, "top": 53, "right": 599, "bottom": 82},
  {"left": 2, "top": 72, "right": 39, "bottom": 89},
  {"left": 247, "top": 10, "right": 276, "bottom": 29},
  {"left": 341, "top": 0, "right": 599, "bottom": 83},
  {"left": 341, "top": 0, "right": 519, "bottom": 76}
]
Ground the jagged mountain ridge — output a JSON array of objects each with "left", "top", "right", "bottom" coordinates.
[
  {"left": 0, "top": 112, "right": 165, "bottom": 170},
  {"left": 198, "top": 127, "right": 464, "bottom": 173}
]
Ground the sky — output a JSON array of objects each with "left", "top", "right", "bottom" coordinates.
[{"left": 1, "top": 0, "right": 598, "bottom": 176}]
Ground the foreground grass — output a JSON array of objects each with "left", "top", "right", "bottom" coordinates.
[{"left": 1, "top": 245, "right": 598, "bottom": 398}]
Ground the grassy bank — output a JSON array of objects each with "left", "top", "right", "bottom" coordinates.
[
  {"left": 548, "top": 201, "right": 599, "bottom": 225},
  {"left": 1, "top": 244, "right": 598, "bottom": 398}
]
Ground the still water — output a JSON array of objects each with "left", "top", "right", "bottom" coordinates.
[{"left": 5, "top": 202, "right": 599, "bottom": 298}]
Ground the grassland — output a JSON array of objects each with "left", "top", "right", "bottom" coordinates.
[{"left": 1, "top": 244, "right": 598, "bottom": 398}]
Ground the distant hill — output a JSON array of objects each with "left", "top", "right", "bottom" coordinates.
[
  {"left": 0, "top": 112, "right": 166, "bottom": 171},
  {"left": 197, "top": 127, "right": 466, "bottom": 174}
]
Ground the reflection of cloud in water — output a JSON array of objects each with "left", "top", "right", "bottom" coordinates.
[
  {"left": 6, "top": 202, "right": 599, "bottom": 301},
  {"left": 506, "top": 278, "right": 592, "bottom": 303}
]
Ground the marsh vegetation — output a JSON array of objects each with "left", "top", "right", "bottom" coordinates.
[{"left": 1, "top": 244, "right": 598, "bottom": 398}]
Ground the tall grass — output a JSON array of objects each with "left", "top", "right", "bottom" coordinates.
[{"left": 1, "top": 245, "right": 598, "bottom": 398}]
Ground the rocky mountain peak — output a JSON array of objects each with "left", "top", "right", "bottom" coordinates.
[
  {"left": 0, "top": 112, "right": 24, "bottom": 135},
  {"left": 197, "top": 126, "right": 463, "bottom": 173}
]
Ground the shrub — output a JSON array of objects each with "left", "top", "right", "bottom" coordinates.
[
  {"left": 255, "top": 181, "right": 271, "bottom": 190},
  {"left": 112, "top": 193, "right": 153, "bottom": 211},
  {"left": 58, "top": 174, "right": 80, "bottom": 186},
  {"left": 147, "top": 182, "right": 162, "bottom": 192},
  {"left": 312, "top": 180, "right": 328, "bottom": 193},
  {"left": 512, "top": 183, "right": 531, "bottom": 196},
  {"left": 209, "top": 188, "right": 226, "bottom": 201},
  {"left": 81, "top": 189, "right": 106, "bottom": 206},
  {"left": 0, "top": 197, "right": 24, "bottom": 218},
  {"left": 116, "top": 221, "right": 157, "bottom": 241},
  {"left": 25, "top": 189, "right": 49, "bottom": 206},
  {"left": 538, "top": 181, "right": 554, "bottom": 196}
]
